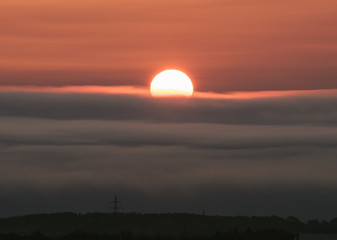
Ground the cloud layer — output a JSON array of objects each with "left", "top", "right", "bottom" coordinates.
[
  {"left": 0, "top": 88, "right": 337, "bottom": 219},
  {"left": 1, "top": 88, "right": 337, "bottom": 125}
]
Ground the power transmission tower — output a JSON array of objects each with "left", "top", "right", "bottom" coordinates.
[{"left": 110, "top": 195, "right": 122, "bottom": 214}]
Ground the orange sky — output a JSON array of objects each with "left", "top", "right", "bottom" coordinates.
[{"left": 1, "top": 0, "right": 337, "bottom": 91}]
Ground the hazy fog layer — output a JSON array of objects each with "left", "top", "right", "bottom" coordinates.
[{"left": 0, "top": 89, "right": 337, "bottom": 219}]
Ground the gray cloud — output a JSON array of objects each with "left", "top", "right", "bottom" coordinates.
[
  {"left": 0, "top": 90, "right": 337, "bottom": 125},
  {"left": 1, "top": 141, "right": 337, "bottom": 220},
  {"left": 1, "top": 117, "right": 337, "bottom": 150},
  {"left": 0, "top": 116, "right": 337, "bottom": 219},
  {"left": 1, "top": 90, "right": 337, "bottom": 219}
]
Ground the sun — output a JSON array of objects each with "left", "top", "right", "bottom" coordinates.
[{"left": 150, "top": 69, "right": 193, "bottom": 97}]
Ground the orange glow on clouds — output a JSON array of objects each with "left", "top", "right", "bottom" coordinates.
[
  {"left": 1, "top": 85, "right": 336, "bottom": 100},
  {"left": 0, "top": 86, "right": 150, "bottom": 96}
]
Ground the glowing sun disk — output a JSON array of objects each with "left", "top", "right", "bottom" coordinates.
[{"left": 150, "top": 70, "right": 193, "bottom": 97}]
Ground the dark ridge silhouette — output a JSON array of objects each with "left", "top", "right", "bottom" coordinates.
[
  {"left": 0, "top": 229, "right": 295, "bottom": 240},
  {"left": 0, "top": 212, "right": 336, "bottom": 237}
]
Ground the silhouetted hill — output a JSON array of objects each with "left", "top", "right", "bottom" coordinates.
[
  {"left": 0, "top": 229, "right": 295, "bottom": 240},
  {"left": 0, "top": 212, "right": 336, "bottom": 237}
]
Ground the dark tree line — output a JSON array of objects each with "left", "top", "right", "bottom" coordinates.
[
  {"left": 0, "top": 229, "right": 296, "bottom": 240},
  {"left": 0, "top": 212, "right": 336, "bottom": 237}
]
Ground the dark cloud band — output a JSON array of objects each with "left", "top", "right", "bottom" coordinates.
[{"left": 1, "top": 90, "right": 337, "bottom": 125}]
